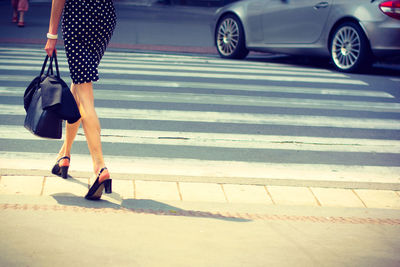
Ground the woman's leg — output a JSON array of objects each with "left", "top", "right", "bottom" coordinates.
[
  {"left": 17, "top": 0, "right": 28, "bottom": 25},
  {"left": 11, "top": 0, "right": 18, "bottom": 21},
  {"left": 57, "top": 83, "right": 81, "bottom": 159},
  {"left": 18, "top": 11, "right": 24, "bottom": 23},
  {"left": 74, "top": 82, "right": 106, "bottom": 175}
]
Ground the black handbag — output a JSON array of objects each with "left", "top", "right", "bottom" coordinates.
[{"left": 24, "top": 54, "right": 65, "bottom": 139}]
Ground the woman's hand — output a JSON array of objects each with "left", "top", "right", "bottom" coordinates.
[{"left": 45, "top": 39, "right": 57, "bottom": 57}]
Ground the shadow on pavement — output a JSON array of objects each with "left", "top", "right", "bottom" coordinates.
[{"left": 51, "top": 193, "right": 250, "bottom": 223}]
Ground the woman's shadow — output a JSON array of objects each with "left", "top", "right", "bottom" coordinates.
[{"left": 51, "top": 177, "right": 251, "bottom": 222}]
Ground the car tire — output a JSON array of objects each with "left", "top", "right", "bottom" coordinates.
[
  {"left": 215, "top": 14, "right": 249, "bottom": 59},
  {"left": 330, "top": 22, "right": 372, "bottom": 73}
]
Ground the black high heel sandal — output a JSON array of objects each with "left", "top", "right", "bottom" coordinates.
[
  {"left": 85, "top": 167, "right": 112, "bottom": 200},
  {"left": 51, "top": 156, "right": 70, "bottom": 179}
]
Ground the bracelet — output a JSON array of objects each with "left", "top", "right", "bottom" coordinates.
[{"left": 47, "top": 33, "right": 58, "bottom": 40}]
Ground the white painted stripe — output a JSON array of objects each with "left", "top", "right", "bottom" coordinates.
[
  {"left": 1, "top": 151, "right": 399, "bottom": 183},
  {"left": 0, "top": 53, "right": 337, "bottom": 74},
  {"left": 94, "top": 90, "right": 400, "bottom": 112},
  {"left": 100, "top": 62, "right": 346, "bottom": 77},
  {"left": 391, "top": 78, "right": 400, "bottom": 82},
  {"left": 0, "top": 47, "right": 334, "bottom": 73},
  {"left": 1, "top": 125, "right": 399, "bottom": 153},
  {"left": 2, "top": 104, "right": 400, "bottom": 129},
  {"left": 1, "top": 86, "right": 398, "bottom": 112},
  {"left": 0, "top": 58, "right": 347, "bottom": 78},
  {"left": 0, "top": 75, "right": 389, "bottom": 98},
  {"left": 96, "top": 90, "right": 400, "bottom": 112},
  {"left": 0, "top": 65, "right": 367, "bottom": 85},
  {"left": 100, "top": 56, "right": 336, "bottom": 74},
  {"left": 0, "top": 55, "right": 346, "bottom": 77}
]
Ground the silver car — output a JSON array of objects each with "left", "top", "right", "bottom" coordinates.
[{"left": 212, "top": 0, "right": 400, "bottom": 72}]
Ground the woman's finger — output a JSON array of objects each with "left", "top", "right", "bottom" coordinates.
[{"left": 44, "top": 39, "right": 57, "bottom": 57}]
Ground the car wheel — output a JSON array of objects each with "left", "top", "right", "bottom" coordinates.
[
  {"left": 216, "top": 14, "right": 249, "bottom": 59},
  {"left": 330, "top": 22, "right": 372, "bottom": 72}
]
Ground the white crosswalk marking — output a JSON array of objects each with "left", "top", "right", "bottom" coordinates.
[
  {"left": 1, "top": 104, "right": 400, "bottom": 129},
  {"left": 0, "top": 64, "right": 367, "bottom": 85},
  {"left": 2, "top": 86, "right": 399, "bottom": 112},
  {"left": 0, "top": 46, "right": 399, "bottom": 185},
  {"left": 1, "top": 125, "right": 400, "bottom": 153},
  {"left": 0, "top": 75, "right": 392, "bottom": 98}
]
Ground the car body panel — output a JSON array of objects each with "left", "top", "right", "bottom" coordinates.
[
  {"left": 212, "top": 0, "right": 400, "bottom": 60},
  {"left": 260, "top": 0, "right": 333, "bottom": 44}
]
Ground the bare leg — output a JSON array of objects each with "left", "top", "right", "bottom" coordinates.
[
  {"left": 18, "top": 11, "right": 24, "bottom": 23},
  {"left": 11, "top": 0, "right": 18, "bottom": 21},
  {"left": 74, "top": 82, "right": 106, "bottom": 175},
  {"left": 57, "top": 83, "right": 81, "bottom": 159}
]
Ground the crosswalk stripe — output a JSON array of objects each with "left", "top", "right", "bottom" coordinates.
[
  {"left": 0, "top": 47, "right": 399, "bottom": 185},
  {"left": 0, "top": 47, "right": 336, "bottom": 73},
  {"left": 0, "top": 57, "right": 348, "bottom": 78},
  {"left": 1, "top": 125, "right": 399, "bottom": 153},
  {"left": 0, "top": 64, "right": 367, "bottom": 85},
  {"left": 1, "top": 86, "right": 398, "bottom": 113},
  {"left": 1, "top": 104, "right": 400, "bottom": 130},
  {"left": 1, "top": 151, "right": 399, "bottom": 183},
  {"left": 0, "top": 52, "right": 348, "bottom": 75},
  {"left": 0, "top": 75, "right": 390, "bottom": 98}
]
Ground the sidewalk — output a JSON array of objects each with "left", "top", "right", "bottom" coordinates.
[
  {"left": 1, "top": 172, "right": 400, "bottom": 212},
  {"left": 1, "top": 172, "right": 400, "bottom": 267}
]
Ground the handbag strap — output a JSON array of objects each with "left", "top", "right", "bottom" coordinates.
[
  {"left": 41, "top": 51, "right": 60, "bottom": 78},
  {"left": 47, "top": 56, "right": 54, "bottom": 76},
  {"left": 53, "top": 52, "right": 60, "bottom": 77},
  {"left": 40, "top": 55, "right": 49, "bottom": 76}
]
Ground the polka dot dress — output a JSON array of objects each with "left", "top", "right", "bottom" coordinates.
[{"left": 62, "top": 0, "right": 116, "bottom": 84}]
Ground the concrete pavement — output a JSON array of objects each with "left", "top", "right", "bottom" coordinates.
[
  {"left": 1, "top": 173, "right": 400, "bottom": 267},
  {"left": 2, "top": 195, "right": 399, "bottom": 267},
  {"left": 1, "top": 174, "right": 400, "bottom": 210}
]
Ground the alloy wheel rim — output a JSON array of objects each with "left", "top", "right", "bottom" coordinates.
[
  {"left": 332, "top": 26, "right": 361, "bottom": 70},
  {"left": 217, "top": 18, "right": 239, "bottom": 56}
]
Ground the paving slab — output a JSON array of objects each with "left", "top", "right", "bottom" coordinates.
[
  {"left": 311, "top": 187, "right": 365, "bottom": 208},
  {"left": 108, "top": 179, "right": 134, "bottom": 199},
  {"left": 43, "top": 176, "right": 89, "bottom": 197},
  {"left": 135, "top": 180, "right": 181, "bottom": 201},
  {"left": 179, "top": 182, "right": 226, "bottom": 203},
  {"left": 0, "top": 176, "right": 43, "bottom": 196},
  {"left": 223, "top": 184, "right": 272, "bottom": 204},
  {"left": 355, "top": 189, "right": 400, "bottom": 209},
  {"left": 267, "top": 186, "right": 318, "bottom": 207}
]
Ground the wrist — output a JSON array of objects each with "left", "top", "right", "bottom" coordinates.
[{"left": 47, "top": 33, "right": 58, "bottom": 40}]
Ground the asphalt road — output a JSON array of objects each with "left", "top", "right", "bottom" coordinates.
[
  {"left": 0, "top": 0, "right": 216, "bottom": 48},
  {"left": 0, "top": 0, "right": 399, "bottom": 187},
  {"left": 0, "top": 45, "right": 399, "bottom": 189}
]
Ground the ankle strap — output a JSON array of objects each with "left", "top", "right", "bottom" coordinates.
[
  {"left": 97, "top": 167, "right": 108, "bottom": 178},
  {"left": 56, "top": 156, "right": 70, "bottom": 163}
]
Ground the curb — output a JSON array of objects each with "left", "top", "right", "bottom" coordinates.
[
  {"left": 1, "top": 173, "right": 400, "bottom": 210},
  {"left": 2, "top": 168, "right": 400, "bottom": 191}
]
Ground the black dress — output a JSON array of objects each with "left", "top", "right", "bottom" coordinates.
[{"left": 62, "top": 0, "right": 116, "bottom": 84}]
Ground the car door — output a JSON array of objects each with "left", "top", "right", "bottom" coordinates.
[{"left": 262, "top": 0, "right": 332, "bottom": 44}]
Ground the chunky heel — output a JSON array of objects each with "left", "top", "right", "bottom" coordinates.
[
  {"left": 51, "top": 156, "right": 70, "bottom": 179},
  {"left": 104, "top": 179, "right": 112, "bottom": 194},
  {"left": 60, "top": 166, "right": 69, "bottom": 179}
]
